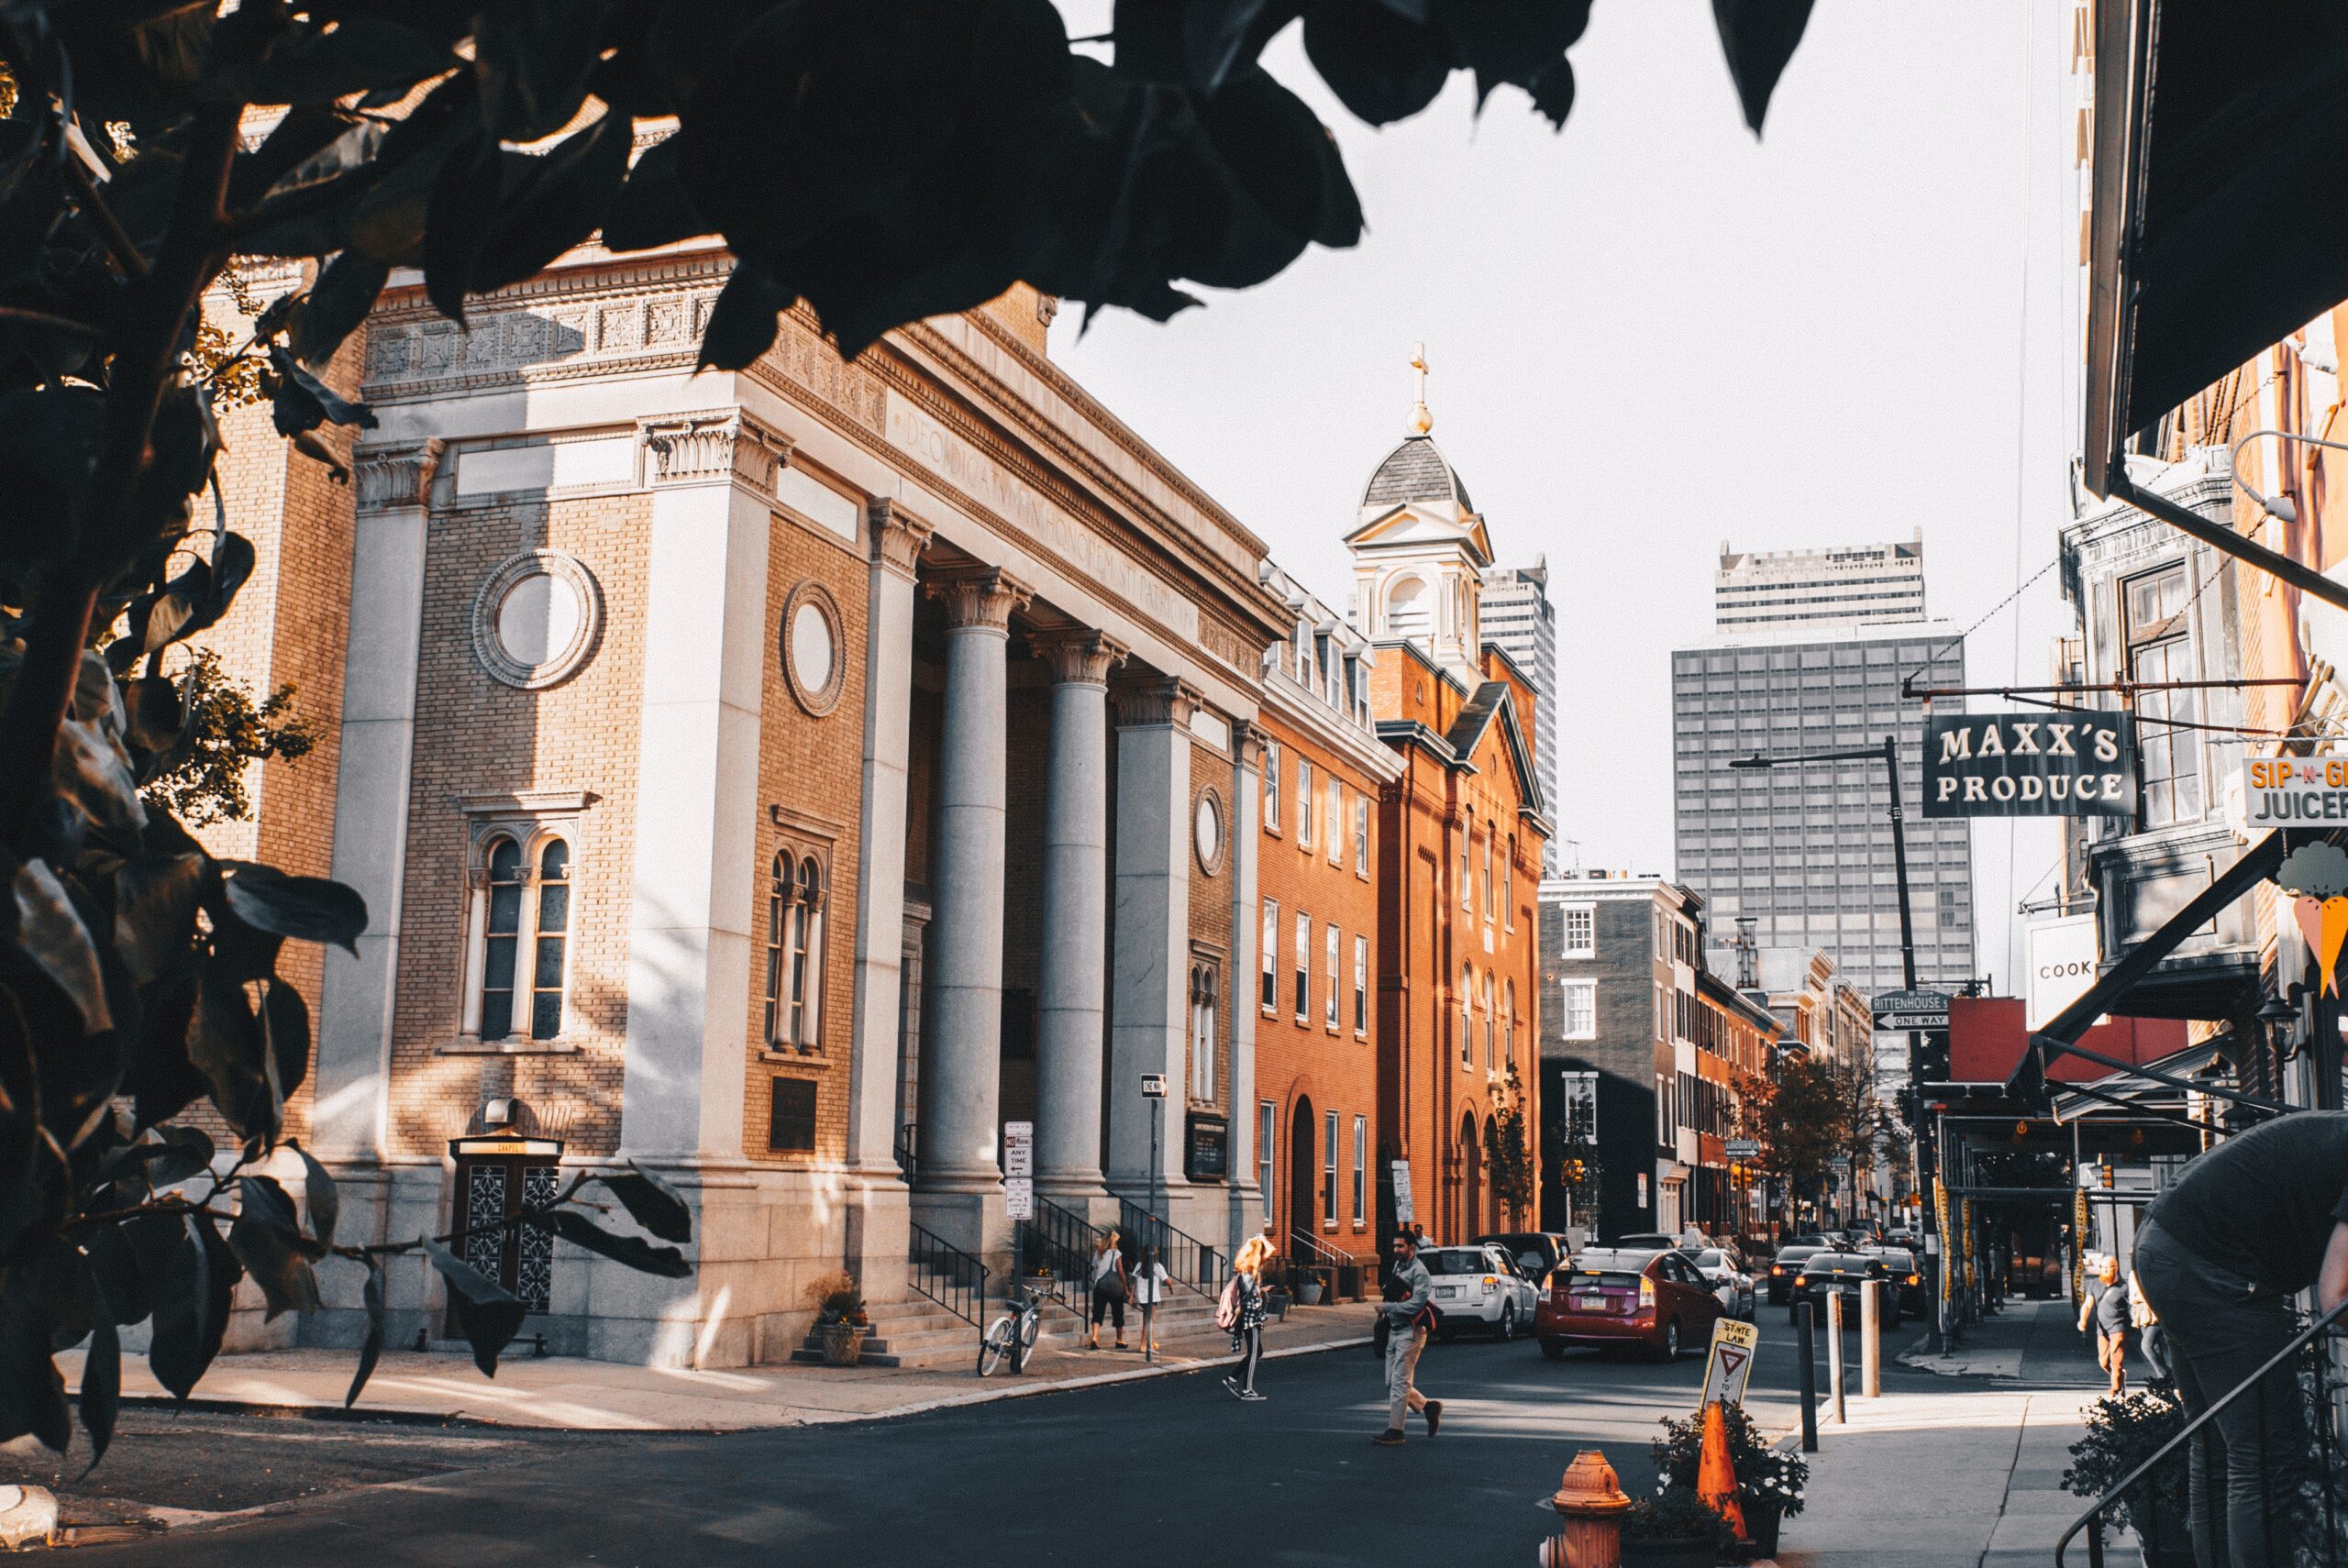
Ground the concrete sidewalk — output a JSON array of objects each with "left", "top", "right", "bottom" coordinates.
[{"left": 53, "top": 1302, "right": 1378, "bottom": 1432}]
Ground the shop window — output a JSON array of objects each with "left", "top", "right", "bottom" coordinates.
[{"left": 2125, "top": 563, "right": 2201, "bottom": 826}]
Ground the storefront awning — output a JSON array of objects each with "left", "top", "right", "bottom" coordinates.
[{"left": 1952, "top": 996, "right": 2187, "bottom": 1088}]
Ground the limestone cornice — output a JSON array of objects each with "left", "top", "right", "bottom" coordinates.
[
  {"left": 868, "top": 497, "right": 935, "bottom": 580},
  {"left": 639, "top": 408, "right": 791, "bottom": 492},
  {"left": 1112, "top": 677, "right": 1204, "bottom": 730},
  {"left": 925, "top": 564, "right": 1033, "bottom": 633},
  {"left": 1233, "top": 720, "right": 1270, "bottom": 773},
  {"left": 1029, "top": 627, "right": 1129, "bottom": 688},
  {"left": 353, "top": 437, "right": 444, "bottom": 512}
]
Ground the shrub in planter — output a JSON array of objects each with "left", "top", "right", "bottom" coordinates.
[
  {"left": 1653, "top": 1400, "right": 1808, "bottom": 1550},
  {"left": 2063, "top": 1387, "right": 2190, "bottom": 1560},
  {"left": 1620, "top": 1490, "right": 1735, "bottom": 1567},
  {"left": 804, "top": 1271, "right": 870, "bottom": 1365}
]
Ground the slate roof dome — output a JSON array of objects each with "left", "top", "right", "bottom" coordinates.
[{"left": 1361, "top": 435, "right": 1473, "bottom": 513}]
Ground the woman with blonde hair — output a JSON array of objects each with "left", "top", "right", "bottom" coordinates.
[
  {"left": 1089, "top": 1228, "right": 1128, "bottom": 1351},
  {"left": 1223, "top": 1234, "right": 1272, "bottom": 1400}
]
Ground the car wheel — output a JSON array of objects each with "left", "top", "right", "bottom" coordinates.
[
  {"left": 1498, "top": 1302, "right": 1518, "bottom": 1341},
  {"left": 1659, "top": 1319, "right": 1682, "bottom": 1362},
  {"left": 1539, "top": 1338, "right": 1567, "bottom": 1361}
]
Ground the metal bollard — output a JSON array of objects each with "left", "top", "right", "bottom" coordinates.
[
  {"left": 1827, "top": 1289, "right": 1845, "bottom": 1424},
  {"left": 1861, "top": 1280, "right": 1881, "bottom": 1398},
  {"left": 1796, "top": 1300, "right": 1819, "bottom": 1452}
]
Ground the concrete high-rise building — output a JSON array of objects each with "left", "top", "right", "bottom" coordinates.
[
  {"left": 1714, "top": 530, "right": 1927, "bottom": 631},
  {"left": 1480, "top": 558, "right": 1557, "bottom": 869},
  {"left": 1672, "top": 536, "right": 1976, "bottom": 1000}
]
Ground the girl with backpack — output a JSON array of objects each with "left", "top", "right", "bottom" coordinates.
[
  {"left": 1088, "top": 1229, "right": 1128, "bottom": 1350},
  {"left": 1222, "top": 1235, "right": 1271, "bottom": 1401}
]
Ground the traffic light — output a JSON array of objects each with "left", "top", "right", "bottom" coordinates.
[
  {"left": 1913, "top": 1033, "right": 1950, "bottom": 1083},
  {"left": 1895, "top": 1088, "right": 1922, "bottom": 1127}
]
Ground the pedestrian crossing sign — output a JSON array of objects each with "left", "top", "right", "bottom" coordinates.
[{"left": 1699, "top": 1318, "right": 1760, "bottom": 1408}]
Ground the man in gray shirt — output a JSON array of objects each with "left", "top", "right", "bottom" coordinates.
[{"left": 1375, "top": 1231, "right": 1443, "bottom": 1446}]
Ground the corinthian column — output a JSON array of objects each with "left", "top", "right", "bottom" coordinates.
[
  {"left": 914, "top": 564, "right": 1032, "bottom": 1252},
  {"left": 1029, "top": 629, "right": 1126, "bottom": 1209}
]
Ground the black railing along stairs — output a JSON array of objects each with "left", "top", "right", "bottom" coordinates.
[
  {"left": 907, "top": 1221, "right": 988, "bottom": 1331},
  {"left": 1020, "top": 1196, "right": 1102, "bottom": 1312},
  {"left": 1120, "top": 1198, "right": 1228, "bottom": 1300}
]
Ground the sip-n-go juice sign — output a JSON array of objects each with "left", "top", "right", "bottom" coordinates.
[{"left": 2244, "top": 757, "right": 2348, "bottom": 823}]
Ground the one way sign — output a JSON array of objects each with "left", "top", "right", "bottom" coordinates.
[{"left": 1699, "top": 1317, "right": 1761, "bottom": 1409}]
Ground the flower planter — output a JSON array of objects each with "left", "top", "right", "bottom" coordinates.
[
  {"left": 1298, "top": 1280, "right": 1325, "bottom": 1307},
  {"left": 1620, "top": 1537, "right": 1722, "bottom": 1568},
  {"left": 1744, "top": 1500, "right": 1782, "bottom": 1559},
  {"left": 819, "top": 1323, "right": 868, "bottom": 1366}
]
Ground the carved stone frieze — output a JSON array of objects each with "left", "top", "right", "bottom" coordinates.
[
  {"left": 868, "top": 498, "right": 935, "bottom": 580},
  {"left": 1112, "top": 677, "right": 1203, "bottom": 730},
  {"left": 925, "top": 565, "right": 1033, "bottom": 634},
  {"left": 354, "top": 438, "right": 444, "bottom": 512},
  {"left": 1029, "top": 628, "right": 1129, "bottom": 688},
  {"left": 639, "top": 410, "right": 792, "bottom": 493}
]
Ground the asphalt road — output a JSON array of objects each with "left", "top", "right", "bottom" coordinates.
[{"left": 67, "top": 1321, "right": 1932, "bottom": 1566}]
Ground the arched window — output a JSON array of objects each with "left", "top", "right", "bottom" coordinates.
[
  {"left": 765, "top": 854, "right": 826, "bottom": 1049},
  {"left": 1482, "top": 970, "right": 1495, "bottom": 1069},
  {"left": 1459, "top": 966, "right": 1473, "bottom": 1067},
  {"left": 473, "top": 833, "right": 571, "bottom": 1043},
  {"left": 1385, "top": 575, "right": 1429, "bottom": 640}
]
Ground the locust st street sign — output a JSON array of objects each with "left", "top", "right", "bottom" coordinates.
[{"left": 1871, "top": 988, "right": 1950, "bottom": 1030}]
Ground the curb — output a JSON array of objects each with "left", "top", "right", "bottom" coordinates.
[{"left": 99, "top": 1334, "right": 1379, "bottom": 1435}]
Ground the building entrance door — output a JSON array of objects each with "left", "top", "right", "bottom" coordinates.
[
  {"left": 446, "top": 1128, "right": 564, "bottom": 1330},
  {"left": 1288, "top": 1097, "right": 1315, "bottom": 1253}
]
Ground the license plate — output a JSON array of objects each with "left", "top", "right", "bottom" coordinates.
[
  {"left": 1434, "top": 1286, "right": 1457, "bottom": 1298},
  {"left": 1575, "top": 1294, "right": 1606, "bottom": 1311}
]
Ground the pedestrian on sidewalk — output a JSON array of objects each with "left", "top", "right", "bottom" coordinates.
[
  {"left": 1132, "top": 1240, "right": 1169, "bottom": 1360},
  {"left": 1373, "top": 1229, "right": 1442, "bottom": 1447},
  {"left": 2077, "top": 1255, "right": 2130, "bottom": 1396},
  {"left": 2128, "top": 1267, "right": 2169, "bottom": 1385},
  {"left": 1223, "top": 1235, "right": 1270, "bottom": 1400},
  {"left": 1088, "top": 1228, "right": 1128, "bottom": 1351},
  {"left": 2132, "top": 1109, "right": 2348, "bottom": 1568}
]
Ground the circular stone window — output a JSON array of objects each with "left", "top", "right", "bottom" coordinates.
[
  {"left": 782, "top": 581, "right": 847, "bottom": 716},
  {"left": 471, "top": 551, "right": 603, "bottom": 690},
  {"left": 1193, "top": 787, "right": 1224, "bottom": 875}
]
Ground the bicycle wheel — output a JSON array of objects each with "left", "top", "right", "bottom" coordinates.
[
  {"left": 1018, "top": 1309, "right": 1041, "bottom": 1353},
  {"left": 978, "top": 1314, "right": 1014, "bottom": 1376}
]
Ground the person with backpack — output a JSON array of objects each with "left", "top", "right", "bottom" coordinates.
[
  {"left": 1088, "top": 1228, "right": 1128, "bottom": 1351},
  {"left": 1132, "top": 1240, "right": 1170, "bottom": 1361},
  {"left": 1221, "top": 1235, "right": 1271, "bottom": 1400},
  {"left": 1374, "top": 1229, "right": 1442, "bottom": 1446}
]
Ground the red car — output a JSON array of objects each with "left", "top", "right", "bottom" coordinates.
[{"left": 1536, "top": 1246, "right": 1726, "bottom": 1362}]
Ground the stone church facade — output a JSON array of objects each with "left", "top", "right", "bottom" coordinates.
[{"left": 201, "top": 232, "right": 1545, "bottom": 1366}]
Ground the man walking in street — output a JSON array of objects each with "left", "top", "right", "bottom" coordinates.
[
  {"left": 1374, "top": 1230, "right": 1442, "bottom": 1447},
  {"left": 2077, "top": 1254, "right": 2130, "bottom": 1397},
  {"left": 2133, "top": 1110, "right": 2348, "bottom": 1568}
]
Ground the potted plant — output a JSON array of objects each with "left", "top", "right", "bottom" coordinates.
[
  {"left": 1297, "top": 1266, "right": 1326, "bottom": 1307},
  {"left": 1619, "top": 1491, "right": 1734, "bottom": 1568},
  {"left": 1651, "top": 1403, "right": 1807, "bottom": 1557},
  {"left": 804, "top": 1272, "right": 870, "bottom": 1367},
  {"left": 2063, "top": 1388, "right": 2193, "bottom": 1567}
]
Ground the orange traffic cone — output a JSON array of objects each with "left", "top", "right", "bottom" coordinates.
[{"left": 1697, "top": 1398, "right": 1747, "bottom": 1541}]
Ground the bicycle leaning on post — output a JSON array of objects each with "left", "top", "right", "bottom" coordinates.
[{"left": 978, "top": 1280, "right": 1045, "bottom": 1376}]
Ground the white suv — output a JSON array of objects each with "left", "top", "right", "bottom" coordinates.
[
  {"left": 1417, "top": 1243, "right": 1543, "bottom": 1341},
  {"left": 1682, "top": 1245, "right": 1755, "bottom": 1320}
]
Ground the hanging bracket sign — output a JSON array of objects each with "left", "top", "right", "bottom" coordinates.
[{"left": 1922, "top": 712, "right": 2135, "bottom": 817}]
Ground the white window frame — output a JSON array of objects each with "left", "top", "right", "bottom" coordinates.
[
  {"left": 458, "top": 804, "right": 590, "bottom": 1048},
  {"left": 1297, "top": 759, "right": 1315, "bottom": 850},
  {"left": 1324, "top": 922, "right": 1340, "bottom": 1031},
  {"left": 1562, "top": 904, "right": 1595, "bottom": 958},
  {"left": 1482, "top": 969, "right": 1496, "bottom": 1068},
  {"left": 1325, "top": 778, "right": 1343, "bottom": 866},
  {"left": 1460, "top": 966, "right": 1474, "bottom": 1067},
  {"left": 1293, "top": 910, "right": 1311, "bottom": 1022},
  {"left": 764, "top": 848, "right": 828, "bottom": 1050},
  {"left": 1260, "top": 898, "right": 1279, "bottom": 1014},
  {"left": 1322, "top": 1109, "right": 1339, "bottom": 1230},
  {"left": 1351, "top": 1114, "right": 1368, "bottom": 1227},
  {"left": 1259, "top": 1101, "right": 1277, "bottom": 1222},
  {"left": 1562, "top": 978, "right": 1595, "bottom": 1040},
  {"left": 1481, "top": 828, "right": 1494, "bottom": 924},
  {"left": 1353, "top": 933, "right": 1369, "bottom": 1038},
  {"left": 1189, "top": 963, "right": 1218, "bottom": 1100},
  {"left": 1263, "top": 740, "right": 1282, "bottom": 835},
  {"left": 1354, "top": 795, "right": 1370, "bottom": 878}
]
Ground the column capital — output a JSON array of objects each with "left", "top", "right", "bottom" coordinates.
[
  {"left": 1028, "top": 627, "right": 1129, "bottom": 688},
  {"left": 1112, "top": 677, "right": 1204, "bottom": 730},
  {"left": 1233, "top": 720, "right": 1270, "bottom": 772},
  {"left": 925, "top": 565, "right": 1033, "bottom": 633},
  {"left": 868, "top": 498, "right": 934, "bottom": 580},
  {"left": 639, "top": 409, "right": 793, "bottom": 493},
  {"left": 353, "top": 438, "right": 443, "bottom": 513}
]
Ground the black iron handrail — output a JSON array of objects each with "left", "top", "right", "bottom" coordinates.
[
  {"left": 2056, "top": 1292, "right": 2348, "bottom": 1565},
  {"left": 894, "top": 1121, "right": 916, "bottom": 1183},
  {"left": 908, "top": 1221, "right": 988, "bottom": 1329},
  {"left": 1288, "top": 1227, "right": 1366, "bottom": 1301},
  {"left": 1021, "top": 1197, "right": 1102, "bottom": 1310},
  {"left": 1121, "top": 1198, "right": 1228, "bottom": 1300}
]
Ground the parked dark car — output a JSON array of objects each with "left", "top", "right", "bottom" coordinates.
[
  {"left": 1789, "top": 1252, "right": 1899, "bottom": 1328},
  {"left": 1478, "top": 1231, "right": 1574, "bottom": 1285},
  {"left": 1766, "top": 1242, "right": 1826, "bottom": 1306},
  {"left": 1875, "top": 1246, "right": 1927, "bottom": 1318},
  {"left": 1536, "top": 1247, "right": 1725, "bottom": 1362},
  {"left": 1612, "top": 1231, "right": 1679, "bottom": 1251}
]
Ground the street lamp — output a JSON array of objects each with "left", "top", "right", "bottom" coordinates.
[{"left": 1726, "top": 734, "right": 1944, "bottom": 1350}]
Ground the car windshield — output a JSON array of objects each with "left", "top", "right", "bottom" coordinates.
[
  {"left": 1776, "top": 1245, "right": 1822, "bottom": 1261},
  {"left": 1808, "top": 1253, "right": 1872, "bottom": 1273},
  {"left": 1571, "top": 1249, "right": 1660, "bottom": 1274},
  {"left": 1877, "top": 1249, "right": 1916, "bottom": 1270},
  {"left": 1418, "top": 1250, "right": 1490, "bottom": 1278},
  {"left": 1692, "top": 1250, "right": 1727, "bottom": 1269}
]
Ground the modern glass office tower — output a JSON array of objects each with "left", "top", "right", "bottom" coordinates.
[
  {"left": 1481, "top": 559, "right": 1557, "bottom": 867},
  {"left": 1671, "top": 547, "right": 1977, "bottom": 997}
]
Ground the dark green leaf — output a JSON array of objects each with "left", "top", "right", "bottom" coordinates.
[
  {"left": 268, "top": 347, "right": 378, "bottom": 436},
  {"left": 113, "top": 853, "right": 203, "bottom": 988},
  {"left": 1711, "top": 0, "right": 1814, "bottom": 135},
  {"left": 694, "top": 263, "right": 793, "bottom": 372},
  {"left": 474, "top": 1, "right": 621, "bottom": 140},
  {"left": 0, "top": 1275, "right": 69, "bottom": 1454},
  {"left": 228, "top": 1177, "right": 323, "bottom": 1320},
  {"left": 51, "top": 715, "right": 146, "bottom": 836},
  {"left": 187, "top": 962, "right": 275, "bottom": 1142},
  {"left": 240, "top": 17, "right": 458, "bottom": 105},
  {"left": 1180, "top": 0, "right": 1302, "bottom": 92},
  {"left": 0, "top": 987, "right": 35, "bottom": 1254},
  {"left": 550, "top": 1209, "right": 691, "bottom": 1277},
  {"left": 345, "top": 1259, "right": 384, "bottom": 1408},
  {"left": 218, "top": 862, "right": 367, "bottom": 955},
  {"left": 11, "top": 859, "right": 112, "bottom": 1034},
  {"left": 599, "top": 134, "right": 712, "bottom": 254},
  {"left": 291, "top": 428, "right": 352, "bottom": 482},
  {"left": 228, "top": 105, "right": 370, "bottom": 212},
  {"left": 122, "top": 676, "right": 187, "bottom": 758},
  {"left": 140, "top": 1214, "right": 237, "bottom": 1401},
  {"left": 126, "top": 970, "right": 205, "bottom": 1132},
  {"left": 593, "top": 1165, "right": 692, "bottom": 1243},
  {"left": 287, "top": 1138, "right": 338, "bottom": 1251},
  {"left": 261, "top": 977, "right": 311, "bottom": 1104},
  {"left": 425, "top": 114, "right": 631, "bottom": 322},
  {"left": 288, "top": 251, "right": 392, "bottom": 370},
  {"left": 1433, "top": 0, "right": 1590, "bottom": 119},
  {"left": 79, "top": 1306, "right": 119, "bottom": 1470},
  {"left": 424, "top": 1241, "right": 525, "bottom": 1377},
  {"left": 83, "top": 1223, "right": 150, "bottom": 1328},
  {"left": 1301, "top": 0, "right": 1451, "bottom": 125}
]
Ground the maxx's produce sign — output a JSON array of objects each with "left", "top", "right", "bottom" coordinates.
[{"left": 1923, "top": 713, "right": 2135, "bottom": 817}]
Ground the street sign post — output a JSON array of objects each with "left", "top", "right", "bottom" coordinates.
[
  {"left": 1699, "top": 1317, "right": 1761, "bottom": 1408},
  {"left": 1390, "top": 1160, "right": 1414, "bottom": 1226},
  {"left": 1139, "top": 1074, "right": 1168, "bottom": 1099},
  {"left": 1004, "top": 1120, "right": 1034, "bottom": 1220},
  {"left": 1725, "top": 1138, "right": 1760, "bottom": 1162},
  {"left": 1871, "top": 988, "right": 1950, "bottom": 1032}
]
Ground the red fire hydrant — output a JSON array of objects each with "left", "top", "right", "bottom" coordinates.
[{"left": 1543, "top": 1449, "right": 1633, "bottom": 1568}]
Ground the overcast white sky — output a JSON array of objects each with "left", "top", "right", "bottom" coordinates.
[{"left": 1048, "top": 2, "right": 2079, "bottom": 992}]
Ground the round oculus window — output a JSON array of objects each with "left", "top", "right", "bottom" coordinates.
[
  {"left": 1193, "top": 789, "right": 1224, "bottom": 875},
  {"left": 471, "top": 550, "right": 603, "bottom": 690},
  {"left": 782, "top": 581, "right": 847, "bottom": 715}
]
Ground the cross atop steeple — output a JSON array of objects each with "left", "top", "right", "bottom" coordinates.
[{"left": 1410, "top": 342, "right": 1433, "bottom": 436}]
